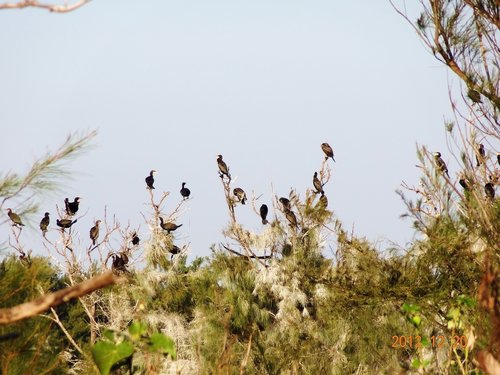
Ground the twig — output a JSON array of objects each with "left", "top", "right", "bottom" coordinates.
[{"left": 0, "top": 0, "right": 92, "bottom": 13}]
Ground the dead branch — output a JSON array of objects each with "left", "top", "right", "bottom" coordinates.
[
  {"left": 0, "top": 271, "right": 116, "bottom": 324},
  {"left": 0, "top": 0, "right": 91, "bottom": 13}
]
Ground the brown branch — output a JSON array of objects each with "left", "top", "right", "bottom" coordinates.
[
  {"left": 0, "top": 271, "right": 116, "bottom": 324},
  {"left": 0, "top": 0, "right": 91, "bottom": 13}
]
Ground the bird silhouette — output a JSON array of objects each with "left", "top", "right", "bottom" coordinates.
[
  {"left": 57, "top": 218, "right": 77, "bottom": 229},
  {"left": 90, "top": 220, "right": 101, "bottom": 245},
  {"left": 65, "top": 197, "right": 81, "bottom": 216},
  {"left": 180, "top": 182, "right": 191, "bottom": 199},
  {"left": 40, "top": 212, "right": 50, "bottom": 233},
  {"left": 485, "top": 181, "right": 495, "bottom": 201},
  {"left": 159, "top": 217, "right": 182, "bottom": 233},
  {"left": 321, "top": 143, "right": 335, "bottom": 161},
  {"left": 145, "top": 170, "right": 156, "bottom": 189},
  {"left": 131, "top": 232, "right": 140, "bottom": 246},
  {"left": 6, "top": 208, "right": 24, "bottom": 227},
  {"left": 233, "top": 188, "right": 247, "bottom": 204},
  {"left": 279, "top": 197, "right": 291, "bottom": 210},
  {"left": 260, "top": 204, "right": 269, "bottom": 224},
  {"left": 434, "top": 152, "right": 449, "bottom": 177},
  {"left": 313, "top": 172, "right": 324, "bottom": 194},
  {"left": 217, "top": 155, "right": 231, "bottom": 179},
  {"left": 285, "top": 209, "right": 298, "bottom": 228},
  {"left": 476, "top": 144, "right": 485, "bottom": 167}
]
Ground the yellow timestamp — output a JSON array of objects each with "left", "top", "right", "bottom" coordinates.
[{"left": 391, "top": 335, "right": 468, "bottom": 349}]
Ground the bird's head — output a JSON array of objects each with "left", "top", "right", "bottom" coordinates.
[
  {"left": 75, "top": 197, "right": 81, "bottom": 202},
  {"left": 150, "top": 170, "right": 156, "bottom": 175},
  {"left": 6, "top": 208, "right": 12, "bottom": 213},
  {"left": 434, "top": 152, "right": 441, "bottom": 158},
  {"left": 96, "top": 219, "right": 102, "bottom": 225},
  {"left": 45, "top": 212, "right": 50, "bottom": 216},
  {"left": 217, "top": 154, "right": 223, "bottom": 159}
]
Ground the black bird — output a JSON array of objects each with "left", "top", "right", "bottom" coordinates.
[
  {"left": 485, "top": 182, "right": 495, "bottom": 201},
  {"left": 434, "top": 152, "right": 449, "bottom": 177},
  {"left": 57, "top": 218, "right": 77, "bottom": 229},
  {"left": 313, "top": 172, "right": 324, "bottom": 194},
  {"left": 159, "top": 217, "right": 182, "bottom": 233},
  {"left": 476, "top": 144, "right": 485, "bottom": 167},
  {"left": 90, "top": 220, "right": 101, "bottom": 246},
  {"left": 180, "top": 182, "right": 191, "bottom": 199},
  {"left": 458, "top": 177, "right": 470, "bottom": 191},
  {"left": 319, "top": 192, "right": 328, "bottom": 208},
  {"left": 65, "top": 197, "right": 81, "bottom": 216},
  {"left": 112, "top": 254, "right": 127, "bottom": 273},
  {"left": 279, "top": 197, "right": 291, "bottom": 210},
  {"left": 40, "top": 212, "right": 50, "bottom": 233},
  {"left": 321, "top": 143, "right": 335, "bottom": 162},
  {"left": 217, "top": 155, "right": 231, "bottom": 179},
  {"left": 145, "top": 170, "right": 156, "bottom": 189},
  {"left": 233, "top": 188, "right": 247, "bottom": 204},
  {"left": 6, "top": 208, "right": 24, "bottom": 227},
  {"left": 467, "top": 89, "right": 482, "bottom": 104},
  {"left": 285, "top": 209, "right": 298, "bottom": 228},
  {"left": 131, "top": 232, "right": 140, "bottom": 246},
  {"left": 497, "top": 152, "right": 500, "bottom": 166},
  {"left": 260, "top": 204, "right": 269, "bottom": 224},
  {"left": 168, "top": 244, "right": 181, "bottom": 260}
]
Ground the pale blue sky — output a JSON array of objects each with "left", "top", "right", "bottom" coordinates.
[{"left": 0, "top": 1, "right": 455, "bottom": 259}]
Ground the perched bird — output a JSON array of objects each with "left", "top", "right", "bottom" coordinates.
[
  {"left": 458, "top": 176, "right": 470, "bottom": 191},
  {"left": 319, "top": 192, "right": 328, "bottom": 208},
  {"left": 56, "top": 218, "right": 77, "bottom": 229},
  {"left": 285, "top": 209, "right": 298, "bottom": 228},
  {"left": 467, "top": 88, "right": 482, "bottom": 104},
  {"left": 476, "top": 144, "right": 485, "bottom": 167},
  {"left": 112, "top": 254, "right": 127, "bottom": 273},
  {"left": 434, "top": 152, "right": 449, "bottom": 177},
  {"left": 89, "top": 220, "right": 101, "bottom": 246},
  {"left": 260, "top": 204, "right": 269, "bottom": 224},
  {"left": 131, "top": 232, "right": 140, "bottom": 246},
  {"left": 313, "top": 172, "right": 324, "bottom": 194},
  {"left": 321, "top": 143, "right": 335, "bottom": 162},
  {"left": 159, "top": 217, "right": 182, "bottom": 233},
  {"left": 217, "top": 155, "right": 231, "bottom": 179},
  {"left": 485, "top": 182, "right": 495, "bottom": 201},
  {"left": 168, "top": 244, "right": 181, "bottom": 260},
  {"left": 145, "top": 170, "right": 156, "bottom": 189},
  {"left": 65, "top": 197, "right": 81, "bottom": 216},
  {"left": 279, "top": 197, "right": 291, "bottom": 210},
  {"left": 497, "top": 152, "right": 500, "bottom": 166},
  {"left": 180, "top": 182, "right": 191, "bottom": 199},
  {"left": 6, "top": 208, "right": 24, "bottom": 227},
  {"left": 40, "top": 212, "right": 50, "bottom": 233},
  {"left": 233, "top": 188, "right": 247, "bottom": 205}
]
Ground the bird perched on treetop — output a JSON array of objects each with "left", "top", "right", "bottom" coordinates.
[
  {"left": 40, "top": 212, "right": 50, "bottom": 233},
  {"left": 90, "top": 220, "right": 101, "bottom": 246},
  {"left": 434, "top": 152, "right": 449, "bottom": 177},
  {"left": 217, "top": 155, "right": 231, "bottom": 179},
  {"left": 57, "top": 218, "right": 77, "bottom": 229},
  {"left": 260, "top": 204, "right": 269, "bottom": 224},
  {"left": 497, "top": 152, "right": 500, "bottom": 166},
  {"left": 145, "top": 170, "right": 156, "bottom": 189},
  {"left": 6, "top": 208, "right": 24, "bottom": 227},
  {"left": 285, "top": 209, "right": 298, "bottom": 228},
  {"left": 65, "top": 197, "right": 81, "bottom": 216},
  {"left": 485, "top": 181, "right": 495, "bottom": 201},
  {"left": 180, "top": 182, "right": 191, "bottom": 199},
  {"left": 279, "top": 197, "right": 291, "bottom": 210},
  {"left": 159, "top": 217, "right": 182, "bottom": 234},
  {"left": 321, "top": 143, "right": 335, "bottom": 162},
  {"left": 131, "top": 232, "right": 140, "bottom": 246},
  {"left": 313, "top": 172, "right": 324, "bottom": 194},
  {"left": 476, "top": 144, "right": 485, "bottom": 167},
  {"left": 168, "top": 244, "right": 181, "bottom": 260},
  {"left": 233, "top": 188, "right": 247, "bottom": 205}
]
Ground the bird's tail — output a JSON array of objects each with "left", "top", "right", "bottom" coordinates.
[{"left": 262, "top": 219, "right": 269, "bottom": 225}]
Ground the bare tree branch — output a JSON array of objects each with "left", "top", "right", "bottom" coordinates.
[
  {"left": 0, "top": 271, "right": 116, "bottom": 324},
  {"left": 0, "top": 0, "right": 92, "bottom": 13}
]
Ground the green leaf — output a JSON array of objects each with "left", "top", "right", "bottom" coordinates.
[
  {"left": 457, "top": 295, "right": 475, "bottom": 307},
  {"left": 411, "top": 315, "right": 422, "bottom": 327},
  {"left": 91, "top": 341, "right": 134, "bottom": 375},
  {"left": 447, "top": 307, "right": 461, "bottom": 321},
  {"left": 128, "top": 321, "right": 148, "bottom": 341},
  {"left": 149, "top": 333, "right": 176, "bottom": 359},
  {"left": 402, "top": 303, "right": 420, "bottom": 314},
  {"left": 411, "top": 358, "right": 421, "bottom": 369},
  {"left": 421, "top": 336, "right": 430, "bottom": 347}
]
